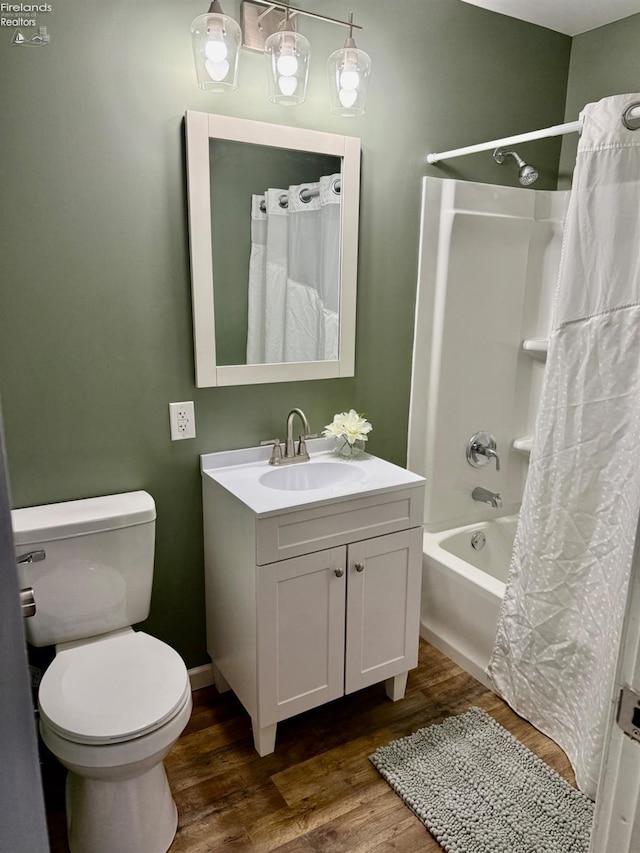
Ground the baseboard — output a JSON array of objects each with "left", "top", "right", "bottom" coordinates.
[{"left": 188, "top": 662, "right": 214, "bottom": 691}]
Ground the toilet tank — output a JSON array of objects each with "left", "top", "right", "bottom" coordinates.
[{"left": 12, "top": 491, "right": 156, "bottom": 648}]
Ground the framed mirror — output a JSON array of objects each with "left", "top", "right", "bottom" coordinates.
[{"left": 185, "top": 111, "right": 361, "bottom": 387}]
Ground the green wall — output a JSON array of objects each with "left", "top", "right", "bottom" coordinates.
[
  {"left": 559, "top": 13, "right": 640, "bottom": 186},
  {"left": 0, "top": 0, "right": 571, "bottom": 667}
]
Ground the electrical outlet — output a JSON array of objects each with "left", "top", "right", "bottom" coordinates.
[{"left": 169, "top": 401, "right": 196, "bottom": 441}]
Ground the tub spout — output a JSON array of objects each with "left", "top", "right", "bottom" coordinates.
[{"left": 472, "top": 487, "right": 503, "bottom": 509}]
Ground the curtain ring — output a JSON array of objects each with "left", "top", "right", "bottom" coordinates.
[
  {"left": 331, "top": 177, "right": 341, "bottom": 196},
  {"left": 278, "top": 193, "right": 289, "bottom": 208},
  {"left": 622, "top": 102, "right": 640, "bottom": 131}
]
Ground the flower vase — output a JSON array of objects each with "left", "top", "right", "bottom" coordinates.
[{"left": 333, "top": 437, "right": 366, "bottom": 459}]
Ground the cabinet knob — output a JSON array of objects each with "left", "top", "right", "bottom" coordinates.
[
  {"left": 334, "top": 568, "right": 344, "bottom": 578},
  {"left": 355, "top": 562, "right": 365, "bottom": 573}
]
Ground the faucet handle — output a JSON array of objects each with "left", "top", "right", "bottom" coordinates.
[
  {"left": 16, "top": 549, "right": 46, "bottom": 565},
  {"left": 260, "top": 437, "right": 283, "bottom": 465},
  {"left": 296, "top": 433, "right": 318, "bottom": 458},
  {"left": 466, "top": 431, "right": 501, "bottom": 471}
]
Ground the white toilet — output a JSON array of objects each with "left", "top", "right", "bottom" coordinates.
[{"left": 13, "top": 491, "right": 192, "bottom": 853}]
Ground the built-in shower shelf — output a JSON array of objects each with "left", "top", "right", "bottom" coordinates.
[
  {"left": 522, "top": 338, "right": 549, "bottom": 360},
  {"left": 512, "top": 437, "right": 533, "bottom": 456}
]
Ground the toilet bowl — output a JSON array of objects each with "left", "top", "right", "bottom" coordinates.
[
  {"left": 39, "top": 630, "right": 192, "bottom": 853},
  {"left": 13, "top": 492, "right": 192, "bottom": 853}
]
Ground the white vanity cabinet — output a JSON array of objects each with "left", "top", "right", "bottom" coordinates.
[
  {"left": 255, "top": 528, "right": 422, "bottom": 754},
  {"left": 201, "top": 444, "right": 425, "bottom": 756}
]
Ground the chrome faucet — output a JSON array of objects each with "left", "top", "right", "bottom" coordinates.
[
  {"left": 467, "top": 432, "right": 501, "bottom": 471},
  {"left": 261, "top": 408, "right": 317, "bottom": 466},
  {"left": 472, "top": 487, "right": 503, "bottom": 508},
  {"left": 285, "top": 408, "right": 311, "bottom": 458}
]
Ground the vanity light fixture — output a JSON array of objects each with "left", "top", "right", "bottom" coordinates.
[
  {"left": 327, "top": 13, "right": 371, "bottom": 117},
  {"left": 190, "top": 0, "right": 242, "bottom": 92},
  {"left": 191, "top": 0, "right": 370, "bottom": 114}
]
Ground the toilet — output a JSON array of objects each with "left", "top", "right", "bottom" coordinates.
[{"left": 13, "top": 491, "right": 192, "bottom": 853}]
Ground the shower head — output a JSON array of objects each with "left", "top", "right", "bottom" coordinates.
[{"left": 493, "top": 148, "right": 539, "bottom": 186}]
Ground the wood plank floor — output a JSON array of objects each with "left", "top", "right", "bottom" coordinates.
[{"left": 43, "top": 639, "right": 576, "bottom": 852}]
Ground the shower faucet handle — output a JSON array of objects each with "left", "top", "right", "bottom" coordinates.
[{"left": 466, "top": 432, "right": 501, "bottom": 471}]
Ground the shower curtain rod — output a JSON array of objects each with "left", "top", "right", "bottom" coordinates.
[
  {"left": 427, "top": 103, "right": 640, "bottom": 164},
  {"left": 258, "top": 178, "right": 341, "bottom": 213}
]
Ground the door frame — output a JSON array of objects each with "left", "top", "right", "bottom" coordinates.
[
  {"left": 0, "top": 400, "right": 49, "bottom": 850},
  {"left": 590, "top": 510, "right": 640, "bottom": 851}
]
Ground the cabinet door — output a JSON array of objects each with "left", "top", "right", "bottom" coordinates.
[
  {"left": 256, "top": 546, "right": 346, "bottom": 726},
  {"left": 345, "top": 527, "right": 423, "bottom": 694}
]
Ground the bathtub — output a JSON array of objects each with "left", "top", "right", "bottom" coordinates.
[{"left": 420, "top": 514, "right": 517, "bottom": 689}]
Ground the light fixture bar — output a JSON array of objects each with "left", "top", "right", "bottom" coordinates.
[{"left": 246, "top": 0, "right": 362, "bottom": 31}]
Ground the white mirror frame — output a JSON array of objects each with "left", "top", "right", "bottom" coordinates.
[{"left": 185, "top": 110, "right": 361, "bottom": 387}]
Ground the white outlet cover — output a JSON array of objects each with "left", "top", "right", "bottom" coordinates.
[{"left": 169, "top": 401, "right": 196, "bottom": 441}]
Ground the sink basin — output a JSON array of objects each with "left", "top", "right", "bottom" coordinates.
[{"left": 259, "top": 461, "right": 364, "bottom": 492}]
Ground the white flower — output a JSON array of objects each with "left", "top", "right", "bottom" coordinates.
[{"left": 323, "top": 409, "right": 373, "bottom": 445}]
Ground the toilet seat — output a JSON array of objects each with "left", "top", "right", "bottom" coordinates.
[{"left": 38, "top": 630, "right": 191, "bottom": 745}]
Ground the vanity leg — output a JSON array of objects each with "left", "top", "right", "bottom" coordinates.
[
  {"left": 211, "top": 662, "right": 231, "bottom": 694},
  {"left": 385, "top": 672, "right": 408, "bottom": 702},
  {"left": 252, "top": 721, "right": 277, "bottom": 757}
]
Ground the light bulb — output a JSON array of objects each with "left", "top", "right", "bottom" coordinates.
[
  {"left": 205, "top": 37, "right": 228, "bottom": 63},
  {"left": 278, "top": 75, "right": 298, "bottom": 97},
  {"left": 206, "top": 58, "right": 230, "bottom": 81},
  {"left": 338, "top": 88, "right": 358, "bottom": 108},
  {"left": 339, "top": 61, "right": 360, "bottom": 91},
  {"left": 276, "top": 52, "right": 298, "bottom": 77}
]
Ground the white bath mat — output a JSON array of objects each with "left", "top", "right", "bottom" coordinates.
[{"left": 369, "top": 707, "right": 593, "bottom": 853}]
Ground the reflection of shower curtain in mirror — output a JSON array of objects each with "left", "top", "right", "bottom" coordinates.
[{"left": 246, "top": 174, "right": 340, "bottom": 364}]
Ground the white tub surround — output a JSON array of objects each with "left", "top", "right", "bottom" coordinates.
[
  {"left": 407, "top": 176, "right": 570, "bottom": 695},
  {"left": 421, "top": 516, "right": 515, "bottom": 688},
  {"left": 489, "top": 94, "right": 640, "bottom": 800},
  {"left": 201, "top": 439, "right": 425, "bottom": 755},
  {"left": 408, "top": 177, "right": 568, "bottom": 532}
]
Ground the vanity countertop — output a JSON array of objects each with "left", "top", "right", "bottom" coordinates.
[{"left": 201, "top": 438, "right": 425, "bottom": 518}]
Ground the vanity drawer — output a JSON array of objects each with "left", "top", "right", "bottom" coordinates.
[{"left": 256, "top": 487, "right": 424, "bottom": 565}]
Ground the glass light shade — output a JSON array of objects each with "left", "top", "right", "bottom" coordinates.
[
  {"left": 191, "top": 11, "right": 241, "bottom": 92},
  {"left": 264, "top": 30, "right": 311, "bottom": 106},
  {"left": 327, "top": 43, "right": 371, "bottom": 117}
]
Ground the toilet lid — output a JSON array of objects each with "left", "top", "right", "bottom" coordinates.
[{"left": 38, "top": 631, "right": 190, "bottom": 745}]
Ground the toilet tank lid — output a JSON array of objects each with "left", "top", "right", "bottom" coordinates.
[{"left": 11, "top": 491, "right": 156, "bottom": 544}]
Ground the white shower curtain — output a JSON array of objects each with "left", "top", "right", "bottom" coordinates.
[
  {"left": 246, "top": 193, "right": 267, "bottom": 364},
  {"left": 488, "top": 93, "right": 640, "bottom": 799},
  {"left": 246, "top": 174, "right": 340, "bottom": 364}
]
